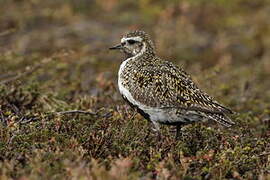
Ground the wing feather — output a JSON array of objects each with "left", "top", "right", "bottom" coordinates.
[{"left": 135, "top": 60, "right": 233, "bottom": 115}]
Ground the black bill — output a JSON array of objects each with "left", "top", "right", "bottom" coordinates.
[{"left": 109, "top": 44, "right": 122, "bottom": 50}]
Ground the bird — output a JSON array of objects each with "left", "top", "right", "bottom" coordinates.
[{"left": 109, "top": 30, "right": 235, "bottom": 139}]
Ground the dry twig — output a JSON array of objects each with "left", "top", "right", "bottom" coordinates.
[
  {"left": 56, "top": 110, "right": 97, "bottom": 115},
  {"left": 259, "top": 152, "right": 270, "bottom": 156}
]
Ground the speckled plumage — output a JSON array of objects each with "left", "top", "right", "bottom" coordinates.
[{"left": 111, "top": 30, "right": 234, "bottom": 137}]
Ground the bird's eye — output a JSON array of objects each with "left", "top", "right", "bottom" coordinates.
[{"left": 127, "top": 40, "right": 136, "bottom": 44}]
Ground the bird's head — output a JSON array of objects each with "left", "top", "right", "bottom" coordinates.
[{"left": 110, "top": 30, "right": 155, "bottom": 58}]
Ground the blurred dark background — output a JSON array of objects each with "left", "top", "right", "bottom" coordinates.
[{"left": 1, "top": 0, "right": 270, "bottom": 64}]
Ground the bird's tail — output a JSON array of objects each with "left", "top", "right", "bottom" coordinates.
[{"left": 207, "top": 113, "right": 235, "bottom": 127}]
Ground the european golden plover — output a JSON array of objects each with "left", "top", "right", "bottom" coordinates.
[{"left": 110, "top": 30, "right": 235, "bottom": 139}]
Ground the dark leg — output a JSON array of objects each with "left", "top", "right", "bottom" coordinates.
[{"left": 176, "top": 125, "right": 182, "bottom": 140}]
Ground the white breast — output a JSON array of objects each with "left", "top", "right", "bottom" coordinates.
[
  {"left": 118, "top": 58, "right": 168, "bottom": 123},
  {"left": 118, "top": 57, "right": 139, "bottom": 106},
  {"left": 117, "top": 43, "right": 146, "bottom": 106}
]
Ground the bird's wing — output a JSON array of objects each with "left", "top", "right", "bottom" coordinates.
[{"left": 132, "top": 60, "right": 233, "bottom": 115}]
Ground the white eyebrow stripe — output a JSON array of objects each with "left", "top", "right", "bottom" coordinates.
[{"left": 121, "top": 36, "right": 142, "bottom": 43}]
